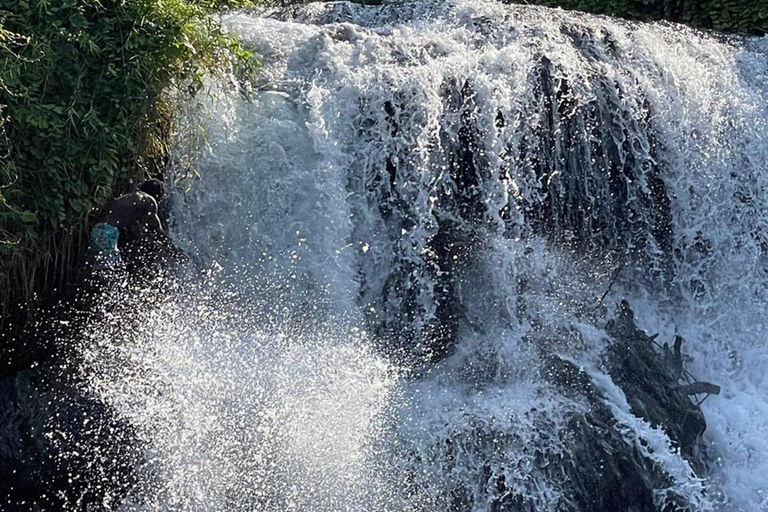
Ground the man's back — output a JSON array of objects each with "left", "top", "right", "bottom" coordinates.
[{"left": 99, "top": 191, "right": 163, "bottom": 242}]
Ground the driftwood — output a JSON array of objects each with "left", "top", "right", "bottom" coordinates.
[
  {"left": 680, "top": 382, "right": 721, "bottom": 396},
  {"left": 596, "top": 263, "right": 625, "bottom": 308},
  {"left": 662, "top": 334, "right": 684, "bottom": 380},
  {"left": 610, "top": 302, "right": 722, "bottom": 406}
]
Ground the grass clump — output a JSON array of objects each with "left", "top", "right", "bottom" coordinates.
[{"left": 0, "top": 0, "right": 255, "bottom": 325}]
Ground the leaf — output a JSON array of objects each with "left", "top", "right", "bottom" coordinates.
[{"left": 19, "top": 210, "right": 37, "bottom": 223}]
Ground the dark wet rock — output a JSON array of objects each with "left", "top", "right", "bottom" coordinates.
[
  {"left": 0, "top": 368, "right": 56, "bottom": 511},
  {"left": 0, "top": 274, "right": 147, "bottom": 510},
  {"left": 0, "top": 361, "right": 141, "bottom": 511},
  {"left": 494, "top": 298, "right": 710, "bottom": 512},
  {"left": 558, "top": 406, "right": 660, "bottom": 512},
  {"left": 537, "top": 356, "right": 691, "bottom": 512},
  {"left": 542, "top": 353, "right": 600, "bottom": 401},
  {"left": 422, "top": 345, "right": 702, "bottom": 512},
  {"left": 605, "top": 301, "right": 707, "bottom": 461}
]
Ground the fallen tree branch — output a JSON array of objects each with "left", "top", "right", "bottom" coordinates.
[{"left": 680, "top": 381, "right": 721, "bottom": 396}]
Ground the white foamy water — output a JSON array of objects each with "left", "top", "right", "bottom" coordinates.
[
  {"left": 80, "top": 278, "right": 399, "bottom": 512},
  {"left": 77, "top": 1, "right": 768, "bottom": 510}
]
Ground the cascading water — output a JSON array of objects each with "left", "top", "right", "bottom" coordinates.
[{"left": 67, "top": 1, "right": 768, "bottom": 511}]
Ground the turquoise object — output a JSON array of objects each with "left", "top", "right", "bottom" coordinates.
[{"left": 89, "top": 222, "right": 121, "bottom": 269}]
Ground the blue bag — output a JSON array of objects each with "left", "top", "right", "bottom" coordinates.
[{"left": 89, "top": 222, "right": 122, "bottom": 269}]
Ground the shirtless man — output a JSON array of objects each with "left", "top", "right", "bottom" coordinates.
[{"left": 88, "top": 179, "right": 168, "bottom": 270}]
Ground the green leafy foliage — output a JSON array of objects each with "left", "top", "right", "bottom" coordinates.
[
  {"left": 511, "top": 0, "right": 768, "bottom": 35},
  {"left": 0, "top": 0, "right": 255, "bottom": 320}
]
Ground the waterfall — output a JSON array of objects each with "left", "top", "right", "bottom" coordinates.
[{"left": 73, "top": 1, "right": 768, "bottom": 511}]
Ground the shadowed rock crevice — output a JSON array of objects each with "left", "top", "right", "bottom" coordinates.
[{"left": 518, "top": 55, "right": 673, "bottom": 278}]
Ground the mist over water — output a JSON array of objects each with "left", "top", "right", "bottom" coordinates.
[{"left": 75, "top": 1, "right": 768, "bottom": 510}]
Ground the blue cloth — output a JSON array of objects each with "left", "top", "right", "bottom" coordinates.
[{"left": 89, "top": 222, "right": 121, "bottom": 269}]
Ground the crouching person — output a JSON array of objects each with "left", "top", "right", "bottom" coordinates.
[{"left": 87, "top": 179, "right": 171, "bottom": 272}]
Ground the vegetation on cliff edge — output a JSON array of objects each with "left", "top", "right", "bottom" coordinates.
[
  {"left": 512, "top": 0, "right": 768, "bottom": 35},
  {"left": 0, "top": 0, "right": 254, "bottom": 326}
]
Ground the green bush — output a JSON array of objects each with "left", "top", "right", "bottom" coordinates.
[
  {"left": 0, "top": 0, "right": 254, "bottom": 321},
  {"left": 511, "top": 0, "right": 768, "bottom": 35}
]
